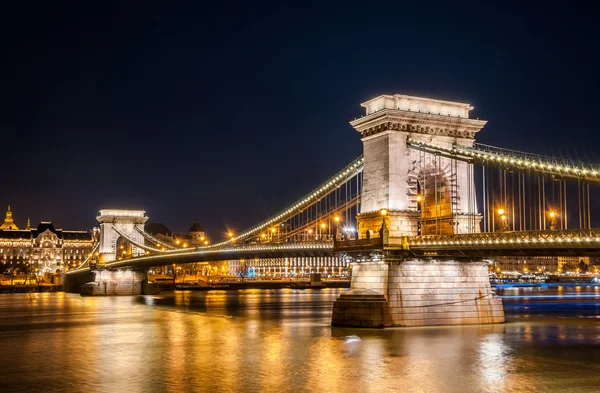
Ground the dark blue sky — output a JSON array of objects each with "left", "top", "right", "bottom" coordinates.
[{"left": 1, "top": 1, "right": 599, "bottom": 239}]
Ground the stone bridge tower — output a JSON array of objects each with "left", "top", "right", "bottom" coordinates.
[
  {"left": 97, "top": 209, "right": 148, "bottom": 264},
  {"left": 349, "top": 94, "right": 487, "bottom": 240},
  {"left": 331, "top": 94, "right": 504, "bottom": 328}
]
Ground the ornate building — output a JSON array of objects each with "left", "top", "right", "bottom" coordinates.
[
  {"left": 0, "top": 206, "right": 98, "bottom": 273},
  {"left": 0, "top": 206, "right": 18, "bottom": 230},
  {"left": 493, "top": 255, "right": 591, "bottom": 274}
]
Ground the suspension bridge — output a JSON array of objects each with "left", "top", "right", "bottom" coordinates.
[{"left": 65, "top": 93, "right": 600, "bottom": 328}]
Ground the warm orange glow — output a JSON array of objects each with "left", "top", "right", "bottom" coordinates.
[
  {"left": 308, "top": 229, "right": 313, "bottom": 234},
  {"left": 321, "top": 223, "right": 326, "bottom": 229},
  {"left": 271, "top": 228, "right": 276, "bottom": 233},
  {"left": 176, "top": 240, "right": 181, "bottom": 245},
  {"left": 380, "top": 209, "right": 387, "bottom": 216},
  {"left": 416, "top": 195, "right": 422, "bottom": 202},
  {"left": 204, "top": 240, "right": 209, "bottom": 245},
  {"left": 183, "top": 243, "right": 188, "bottom": 248},
  {"left": 549, "top": 211, "right": 556, "bottom": 218},
  {"left": 200, "top": 236, "right": 205, "bottom": 241},
  {"left": 228, "top": 232, "right": 233, "bottom": 238},
  {"left": 497, "top": 208, "right": 505, "bottom": 215},
  {"left": 501, "top": 215, "right": 506, "bottom": 221},
  {"left": 261, "top": 233, "right": 266, "bottom": 238},
  {"left": 334, "top": 216, "right": 340, "bottom": 222}
]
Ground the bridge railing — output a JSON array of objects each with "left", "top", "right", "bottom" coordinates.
[{"left": 409, "top": 229, "right": 600, "bottom": 249}]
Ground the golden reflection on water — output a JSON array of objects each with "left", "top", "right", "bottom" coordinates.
[{"left": 1, "top": 288, "right": 600, "bottom": 392}]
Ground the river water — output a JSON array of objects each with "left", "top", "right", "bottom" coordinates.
[{"left": 1, "top": 286, "right": 600, "bottom": 393}]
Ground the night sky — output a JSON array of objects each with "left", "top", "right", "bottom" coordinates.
[{"left": 2, "top": 1, "right": 599, "bottom": 239}]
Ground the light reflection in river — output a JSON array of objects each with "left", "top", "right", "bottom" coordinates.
[{"left": 0, "top": 287, "right": 600, "bottom": 392}]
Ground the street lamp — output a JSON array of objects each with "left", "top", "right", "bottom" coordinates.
[
  {"left": 379, "top": 209, "right": 389, "bottom": 241},
  {"left": 497, "top": 208, "right": 508, "bottom": 231},
  {"left": 549, "top": 211, "right": 556, "bottom": 230},
  {"left": 334, "top": 216, "right": 340, "bottom": 240}
]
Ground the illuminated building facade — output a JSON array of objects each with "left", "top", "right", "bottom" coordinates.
[
  {"left": 493, "top": 255, "right": 591, "bottom": 273},
  {"left": 0, "top": 206, "right": 98, "bottom": 273},
  {"left": 224, "top": 257, "right": 350, "bottom": 278}
]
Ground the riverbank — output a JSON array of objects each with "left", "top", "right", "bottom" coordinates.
[
  {"left": 0, "top": 284, "right": 63, "bottom": 293},
  {"left": 493, "top": 282, "right": 600, "bottom": 289}
]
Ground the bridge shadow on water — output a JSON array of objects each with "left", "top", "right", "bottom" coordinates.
[{"left": 134, "top": 288, "right": 344, "bottom": 322}]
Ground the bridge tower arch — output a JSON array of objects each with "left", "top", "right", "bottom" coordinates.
[
  {"left": 96, "top": 209, "right": 148, "bottom": 265},
  {"left": 350, "top": 94, "right": 487, "bottom": 240}
]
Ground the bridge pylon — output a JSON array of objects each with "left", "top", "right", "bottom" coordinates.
[
  {"left": 332, "top": 94, "right": 504, "bottom": 328},
  {"left": 96, "top": 209, "right": 148, "bottom": 265},
  {"left": 350, "top": 94, "right": 486, "bottom": 238}
]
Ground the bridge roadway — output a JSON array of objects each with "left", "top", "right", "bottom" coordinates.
[
  {"left": 67, "top": 229, "right": 600, "bottom": 276},
  {"left": 66, "top": 242, "right": 335, "bottom": 275},
  {"left": 407, "top": 228, "right": 600, "bottom": 257}
]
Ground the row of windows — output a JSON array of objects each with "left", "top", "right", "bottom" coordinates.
[{"left": 0, "top": 248, "right": 91, "bottom": 254}]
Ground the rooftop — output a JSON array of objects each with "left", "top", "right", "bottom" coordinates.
[{"left": 361, "top": 94, "right": 474, "bottom": 118}]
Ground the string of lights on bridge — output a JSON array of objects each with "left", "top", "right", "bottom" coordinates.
[
  {"left": 206, "top": 156, "right": 364, "bottom": 248},
  {"left": 407, "top": 139, "right": 600, "bottom": 181}
]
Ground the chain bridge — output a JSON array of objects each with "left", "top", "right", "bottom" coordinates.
[{"left": 65, "top": 93, "right": 600, "bottom": 328}]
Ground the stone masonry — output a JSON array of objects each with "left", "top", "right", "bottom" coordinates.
[{"left": 333, "top": 259, "right": 505, "bottom": 327}]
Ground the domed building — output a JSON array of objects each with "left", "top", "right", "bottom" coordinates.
[
  {"left": 188, "top": 222, "right": 206, "bottom": 245},
  {"left": 0, "top": 206, "right": 98, "bottom": 273},
  {"left": 0, "top": 206, "right": 19, "bottom": 230}
]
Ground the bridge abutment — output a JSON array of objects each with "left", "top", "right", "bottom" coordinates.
[
  {"left": 332, "top": 258, "right": 504, "bottom": 327},
  {"left": 64, "top": 270, "right": 160, "bottom": 296}
]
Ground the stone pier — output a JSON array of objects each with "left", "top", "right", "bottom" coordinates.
[
  {"left": 332, "top": 259, "right": 504, "bottom": 328},
  {"left": 64, "top": 270, "right": 160, "bottom": 295}
]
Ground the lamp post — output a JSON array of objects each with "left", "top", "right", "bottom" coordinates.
[
  {"left": 320, "top": 223, "right": 326, "bottom": 240},
  {"left": 416, "top": 195, "right": 422, "bottom": 235},
  {"left": 549, "top": 211, "right": 556, "bottom": 230},
  {"left": 379, "top": 209, "right": 389, "bottom": 243},
  {"left": 497, "top": 208, "right": 508, "bottom": 231},
  {"left": 334, "top": 216, "right": 340, "bottom": 240}
]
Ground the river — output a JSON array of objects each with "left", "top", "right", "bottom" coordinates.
[{"left": 0, "top": 286, "right": 599, "bottom": 392}]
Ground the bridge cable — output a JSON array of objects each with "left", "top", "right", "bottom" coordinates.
[{"left": 111, "top": 225, "right": 167, "bottom": 254}]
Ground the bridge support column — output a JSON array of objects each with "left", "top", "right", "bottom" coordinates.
[
  {"left": 332, "top": 258, "right": 504, "bottom": 328},
  {"left": 65, "top": 270, "right": 160, "bottom": 295}
]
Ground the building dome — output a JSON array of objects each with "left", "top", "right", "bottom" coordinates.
[
  {"left": 188, "top": 223, "right": 204, "bottom": 233},
  {"left": 0, "top": 205, "right": 18, "bottom": 230}
]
